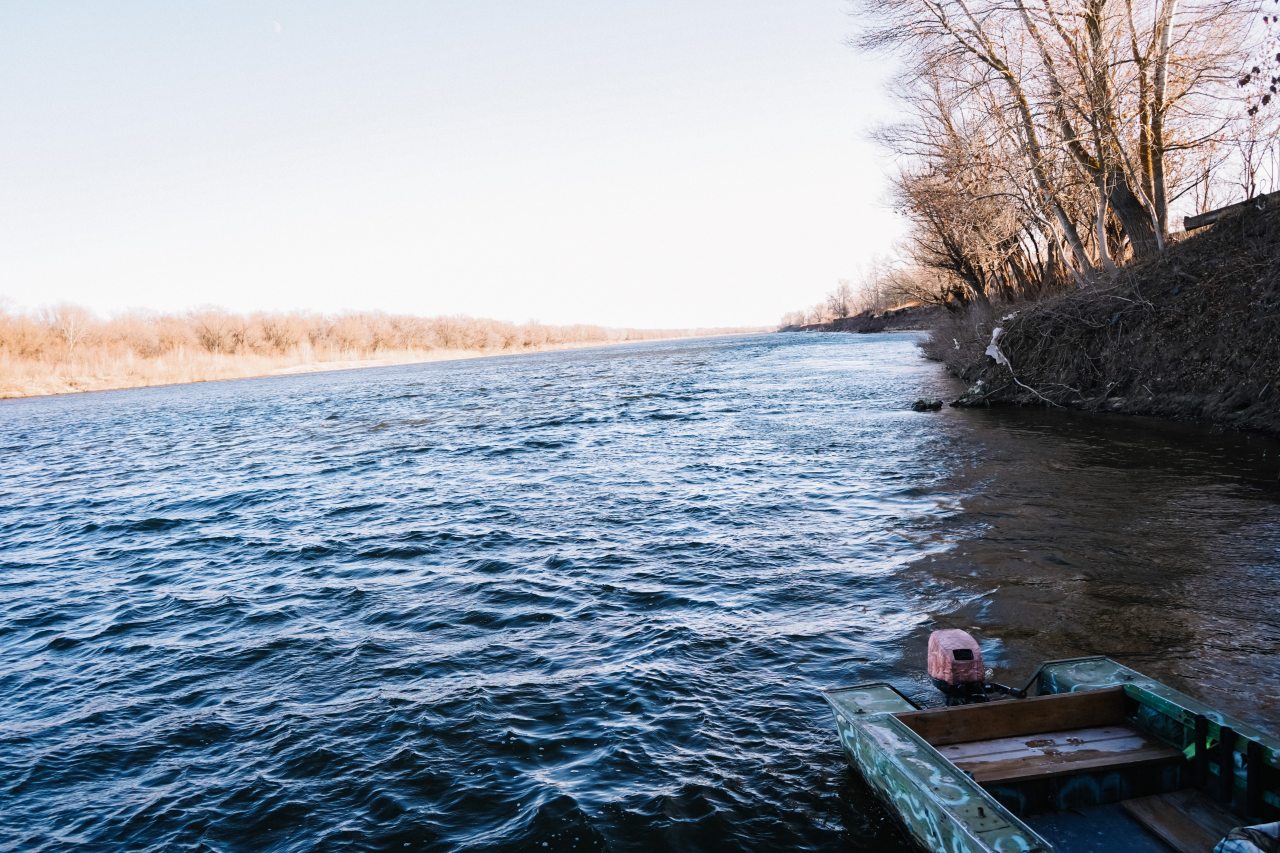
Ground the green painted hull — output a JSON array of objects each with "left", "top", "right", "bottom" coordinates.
[
  {"left": 824, "top": 684, "right": 1051, "bottom": 852},
  {"left": 824, "top": 657, "right": 1280, "bottom": 853}
]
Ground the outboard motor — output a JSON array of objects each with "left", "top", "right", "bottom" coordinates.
[{"left": 928, "top": 629, "right": 1025, "bottom": 705}]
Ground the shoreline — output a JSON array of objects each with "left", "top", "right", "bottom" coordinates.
[
  {"left": 0, "top": 331, "right": 759, "bottom": 401},
  {"left": 896, "top": 200, "right": 1278, "bottom": 436},
  {"left": 781, "top": 303, "right": 944, "bottom": 334},
  {"left": 781, "top": 199, "right": 1280, "bottom": 438}
]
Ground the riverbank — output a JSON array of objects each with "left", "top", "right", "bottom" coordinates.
[
  {"left": 0, "top": 332, "right": 756, "bottom": 399},
  {"left": 784, "top": 302, "right": 944, "bottom": 334},
  {"left": 929, "top": 197, "right": 1280, "bottom": 435}
]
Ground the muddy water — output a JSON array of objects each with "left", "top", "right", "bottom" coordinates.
[{"left": 906, "top": 406, "right": 1280, "bottom": 725}]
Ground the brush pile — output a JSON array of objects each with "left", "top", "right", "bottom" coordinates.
[{"left": 939, "top": 196, "right": 1280, "bottom": 434}]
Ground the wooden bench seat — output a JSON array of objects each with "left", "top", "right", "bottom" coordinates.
[
  {"left": 896, "top": 688, "right": 1130, "bottom": 746},
  {"left": 894, "top": 687, "right": 1183, "bottom": 785},
  {"left": 937, "top": 723, "right": 1182, "bottom": 784},
  {"left": 1122, "top": 789, "right": 1240, "bottom": 853}
]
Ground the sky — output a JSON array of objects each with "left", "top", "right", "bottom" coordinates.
[{"left": 0, "top": 1, "right": 904, "bottom": 329}]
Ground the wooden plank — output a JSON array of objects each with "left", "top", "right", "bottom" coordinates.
[
  {"left": 1123, "top": 790, "right": 1239, "bottom": 853},
  {"left": 1124, "top": 795, "right": 1221, "bottom": 853},
  {"left": 939, "top": 725, "right": 1151, "bottom": 764},
  {"left": 895, "top": 688, "right": 1128, "bottom": 747},
  {"left": 936, "top": 722, "right": 1182, "bottom": 785},
  {"left": 1185, "top": 203, "right": 1241, "bottom": 231},
  {"left": 962, "top": 741, "right": 1181, "bottom": 784},
  {"left": 1183, "top": 191, "right": 1280, "bottom": 231}
]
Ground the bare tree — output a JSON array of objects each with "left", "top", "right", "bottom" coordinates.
[
  {"left": 826, "top": 280, "right": 857, "bottom": 318},
  {"left": 42, "top": 304, "right": 93, "bottom": 354},
  {"left": 854, "top": 0, "right": 1262, "bottom": 308}
]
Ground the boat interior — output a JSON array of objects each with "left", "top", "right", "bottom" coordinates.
[{"left": 894, "top": 687, "right": 1273, "bottom": 852}]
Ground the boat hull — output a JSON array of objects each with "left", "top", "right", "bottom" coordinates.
[
  {"left": 825, "top": 658, "right": 1280, "bottom": 852},
  {"left": 824, "top": 683, "right": 1052, "bottom": 852}
]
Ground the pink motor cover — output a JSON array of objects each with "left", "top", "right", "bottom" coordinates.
[{"left": 927, "top": 629, "right": 986, "bottom": 687}]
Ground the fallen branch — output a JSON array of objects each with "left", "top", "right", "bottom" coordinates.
[{"left": 985, "top": 326, "right": 1063, "bottom": 408}]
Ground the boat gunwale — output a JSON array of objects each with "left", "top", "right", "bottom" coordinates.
[
  {"left": 823, "top": 686, "right": 1054, "bottom": 851},
  {"left": 819, "top": 680, "right": 920, "bottom": 706}
]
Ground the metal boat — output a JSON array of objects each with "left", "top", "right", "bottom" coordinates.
[{"left": 824, "top": 633, "right": 1280, "bottom": 852}]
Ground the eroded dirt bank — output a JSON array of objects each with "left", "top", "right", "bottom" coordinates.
[
  {"left": 788, "top": 303, "right": 945, "bottom": 334},
  {"left": 940, "top": 198, "right": 1280, "bottom": 435}
]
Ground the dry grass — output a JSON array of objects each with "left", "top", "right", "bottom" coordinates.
[{"left": 0, "top": 307, "right": 755, "bottom": 398}]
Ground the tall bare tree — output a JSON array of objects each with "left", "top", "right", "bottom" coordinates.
[{"left": 858, "top": 0, "right": 1265, "bottom": 300}]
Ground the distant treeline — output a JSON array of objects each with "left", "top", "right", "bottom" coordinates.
[
  {"left": 0, "top": 304, "right": 749, "bottom": 397},
  {"left": 778, "top": 265, "right": 940, "bottom": 329}
]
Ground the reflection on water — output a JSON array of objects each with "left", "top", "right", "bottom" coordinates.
[
  {"left": 0, "top": 332, "right": 1277, "bottom": 852},
  {"left": 912, "top": 407, "right": 1280, "bottom": 729}
]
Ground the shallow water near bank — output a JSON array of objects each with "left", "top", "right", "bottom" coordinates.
[{"left": 2, "top": 332, "right": 1278, "bottom": 851}]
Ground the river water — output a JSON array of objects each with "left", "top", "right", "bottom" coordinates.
[{"left": 2, "top": 332, "right": 1278, "bottom": 852}]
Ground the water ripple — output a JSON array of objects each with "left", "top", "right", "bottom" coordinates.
[{"left": 2, "top": 334, "right": 1277, "bottom": 851}]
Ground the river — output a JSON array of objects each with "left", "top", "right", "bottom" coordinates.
[{"left": 2, "top": 332, "right": 1278, "bottom": 851}]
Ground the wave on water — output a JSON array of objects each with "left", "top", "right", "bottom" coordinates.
[{"left": 3, "top": 333, "right": 1277, "bottom": 851}]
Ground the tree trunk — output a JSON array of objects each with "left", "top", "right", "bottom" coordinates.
[
  {"left": 1108, "top": 177, "right": 1162, "bottom": 258},
  {"left": 1150, "top": 0, "right": 1178, "bottom": 237}
]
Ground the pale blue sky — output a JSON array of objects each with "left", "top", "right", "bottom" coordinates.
[{"left": 1, "top": 2, "right": 902, "bottom": 328}]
